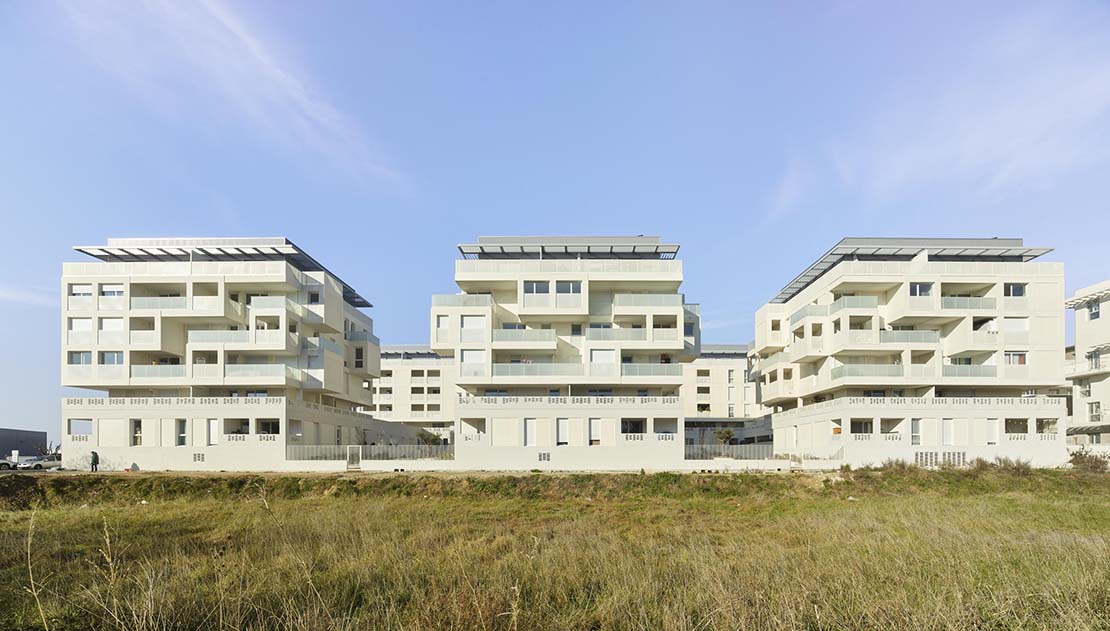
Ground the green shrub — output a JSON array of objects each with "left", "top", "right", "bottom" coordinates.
[{"left": 1070, "top": 449, "right": 1110, "bottom": 473}]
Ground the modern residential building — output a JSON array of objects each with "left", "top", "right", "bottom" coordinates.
[
  {"left": 1065, "top": 280, "right": 1110, "bottom": 446},
  {"left": 423, "top": 235, "right": 722, "bottom": 470},
  {"left": 60, "top": 237, "right": 417, "bottom": 472},
  {"left": 680, "top": 344, "right": 772, "bottom": 446},
  {"left": 364, "top": 345, "right": 459, "bottom": 443},
  {"left": 753, "top": 238, "right": 1070, "bottom": 467}
]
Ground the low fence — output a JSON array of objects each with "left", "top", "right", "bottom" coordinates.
[
  {"left": 684, "top": 444, "right": 774, "bottom": 460},
  {"left": 285, "top": 444, "right": 454, "bottom": 461}
]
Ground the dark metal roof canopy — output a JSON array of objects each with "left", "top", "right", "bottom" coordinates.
[
  {"left": 74, "top": 237, "right": 372, "bottom": 308},
  {"left": 458, "top": 236, "right": 680, "bottom": 260},
  {"left": 770, "top": 237, "right": 1053, "bottom": 304}
]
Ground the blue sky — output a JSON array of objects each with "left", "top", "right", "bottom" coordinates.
[{"left": 2, "top": 1, "right": 1109, "bottom": 439}]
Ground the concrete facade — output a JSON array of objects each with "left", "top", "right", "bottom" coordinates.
[
  {"left": 60, "top": 238, "right": 418, "bottom": 471},
  {"left": 1066, "top": 280, "right": 1110, "bottom": 446},
  {"left": 753, "top": 238, "right": 1070, "bottom": 467}
]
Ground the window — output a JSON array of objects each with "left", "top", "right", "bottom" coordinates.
[
  {"left": 1004, "top": 352, "right": 1027, "bottom": 365},
  {"left": 68, "top": 419, "right": 92, "bottom": 436},
  {"left": 1091, "top": 300, "right": 1101, "bottom": 320},
  {"left": 556, "top": 281, "right": 581, "bottom": 294},
  {"left": 335, "top": 427, "right": 342, "bottom": 445},
  {"left": 355, "top": 347, "right": 364, "bottom": 368},
  {"left": 588, "top": 418, "right": 601, "bottom": 445},
  {"left": 589, "top": 322, "right": 611, "bottom": 329},
  {"left": 850, "top": 419, "right": 873, "bottom": 434},
  {"left": 571, "top": 323, "right": 583, "bottom": 336},
  {"left": 590, "top": 348, "right": 616, "bottom": 364},
  {"left": 728, "top": 404, "right": 735, "bottom": 418},
  {"left": 909, "top": 282, "right": 932, "bottom": 297},
  {"left": 621, "top": 419, "right": 645, "bottom": 434},
  {"left": 68, "top": 351, "right": 92, "bottom": 365},
  {"left": 950, "top": 357, "right": 971, "bottom": 366},
  {"left": 684, "top": 322, "right": 695, "bottom": 336},
  {"left": 728, "top": 369, "right": 735, "bottom": 383},
  {"left": 941, "top": 419, "right": 954, "bottom": 446},
  {"left": 556, "top": 418, "right": 569, "bottom": 446},
  {"left": 258, "top": 419, "right": 280, "bottom": 435},
  {"left": 1089, "top": 351, "right": 1102, "bottom": 370},
  {"left": 130, "top": 419, "right": 143, "bottom": 446},
  {"left": 549, "top": 389, "right": 560, "bottom": 397},
  {"left": 436, "top": 315, "right": 448, "bottom": 330},
  {"left": 99, "top": 351, "right": 124, "bottom": 365},
  {"left": 69, "top": 317, "right": 93, "bottom": 332},
  {"left": 176, "top": 419, "right": 187, "bottom": 446},
  {"left": 308, "top": 291, "right": 321, "bottom": 304},
  {"left": 863, "top": 390, "right": 885, "bottom": 397},
  {"left": 1005, "top": 419, "right": 1028, "bottom": 434},
  {"left": 524, "top": 281, "right": 549, "bottom": 294},
  {"left": 100, "top": 284, "right": 125, "bottom": 297},
  {"left": 1004, "top": 283, "right": 1026, "bottom": 297},
  {"left": 771, "top": 320, "right": 781, "bottom": 331},
  {"left": 910, "top": 418, "right": 921, "bottom": 445},
  {"left": 69, "top": 284, "right": 93, "bottom": 297},
  {"left": 986, "top": 418, "right": 999, "bottom": 445},
  {"left": 501, "top": 323, "right": 525, "bottom": 330},
  {"left": 1090, "top": 402, "right": 1102, "bottom": 420},
  {"left": 523, "top": 418, "right": 536, "bottom": 446}
]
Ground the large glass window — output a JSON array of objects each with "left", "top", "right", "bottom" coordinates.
[
  {"left": 1004, "top": 283, "right": 1026, "bottom": 297},
  {"left": 909, "top": 282, "right": 932, "bottom": 297},
  {"left": 99, "top": 351, "right": 124, "bottom": 365},
  {"left": 1004, "top": 351, "right": 1027, "bottom": 365},
  {"left": 68, "top": 351, "right": 92, "bottom": 365},
  {"left": 1091, "top": 300, "right": 1101, "bottom": 320},
  {"left": 524, "top": 281, "right": 549, "bottom": 294},
  {"left": 556, "top": 281, "right": 581, "bottom": 294}
]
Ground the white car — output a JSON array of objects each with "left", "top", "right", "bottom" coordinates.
[
  {"left": 16, "top": 454, "right": 62, "bottom": 470},
  {"left": 0, "top": 458, "right": 17, "bottom": 470}
]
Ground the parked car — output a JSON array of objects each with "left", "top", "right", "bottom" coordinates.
[
  {"left": 16, "top": 454, "right": 62, "bottom": 470},
  {"left": 0, "top": 458, "right": 18, "bottom": 470}
]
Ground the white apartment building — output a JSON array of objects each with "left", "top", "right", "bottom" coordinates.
[
  {"left": 60, "top": 237, "right": 416, "bottom": 472},
  {"left": 681, "top": 345, "right": 772, "bottom": 446},
  {"left": 424, "top": 235, "right": 763, "bottom": 471},
  {"left": 364, "top": 345, "right": 459, "bottom": 442},
  {"left": 754, "top": 238, "right": 1070, "bottom": 468},
  {"left": 1065, "top": 280, "right": 1110, "bottom": 446}
]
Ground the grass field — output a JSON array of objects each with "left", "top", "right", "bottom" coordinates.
[{"left": 2, "top": 466, "right": 1110, "bottom": 630}]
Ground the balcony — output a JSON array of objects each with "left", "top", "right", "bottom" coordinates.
[
  {"left": 830, "top": 364, "right": 904, "bottom": 379},
  {"left": 131, "top": 296, "right": 187, "bottom": 310},
  {"left": 66, "top": 331, "right": 94, "bottom": 346},
  {"left": 67, "top": 295, "right": 94, "bottom": 310},
  {"left": 460, "top": 365, "right": 486, "bottom": 377},
  {"left": 621, "top": 363, "right": 683, "bottom": 377},
  {"left": 586, "top": 328, "right": 647, "bottom": 341},
  {"left": 879, "top": 330, "right": 940, "bottom": 344},
  {"left": 457, "top": 395, "right": 683, "bottom": 409},
  {"left": 829, "top": 295, "right": 880, "bottom": 314},
  {"left": 192, "top": 296, "right": 221, "bottom": 310},
  {"left": 521, "top": 294, "right": 553, "bottom": 308},
  {"left": 248, "top": 296, "right": 304, "bottom": 318},
  {"left": 225, "top": 364, "right": 297, "bottom": 379},
  {"left": 941, "top": 296, "right": 996, "bottom": 310},
  {"left": 942, "top": 365, "right": 998, "bottom": 378},
  {"left": 98, "top": 296, "right": 127, "bottom": 311},
  {"left": 347, "top": 330, "right": 380, "bottom": 345},
  {"left": 432, "top": 294, "right": 493, "bottom": 307},
  {"left": 459, "top": 329, "right": 485, "bottom": 343},
  {"left": 131, "top": 364, "right": 187, "bottom": 379},
  {"left": 188, "top": 330, "right": 250, "bottom": 344},
  {"left": 97, "top": 331, "right": 127, "bottom": 346},
  {"left": 613, "top": 294, "right": 684, "bottom": 307},
  {"left": 492, "top": 329, "right": 557, "bottom": 343},
  {"left": 129, "top": 330, "right": 157, "bottom": 345},
  {"left": 492, "top": 363, "right": 584, "bottom": 377},
  {"left": 790, "top": 304, "right": 828, "bottom": 325}
]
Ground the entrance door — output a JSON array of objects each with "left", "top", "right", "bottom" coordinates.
[{"left": 346, "top": 445, "right": 361, "bottom": 470}]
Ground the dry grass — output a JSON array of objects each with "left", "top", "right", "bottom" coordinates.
[{"left": 2, "top": 469, "right": 1110, "bottom": 630}]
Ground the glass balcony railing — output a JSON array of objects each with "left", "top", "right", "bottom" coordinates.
[
  {"left": 942, "top": 365, "right": 998, "bottom": 377},
  {"left": 492, "top": 363, "right": 584, "bottom": 377},
  {"left": 131, "top": 365, "right": 186, "bottom": 378},
  {"left": 347, "top": 330, "right": 380, "bottom": 344},
  {"left": 941, "top": 296, "right": 996, "bottom": 310},
  {"left": 225, "top": 364, "right": 293, "bottom": 378},
  {"left": 831, "top": 364, "right": 904, "bottom": 379},
  {"left": 432, "top": 294, "right": 493, "bottom": 307},
  {"left": 621, "top": 364, "right": 683, "bottom": 377},
  {"left": 613, "top": 294, "right": 683, "bottom": 307},
  {"left": 188, "top": 330, "right": 250, "bottom": 344},
  {"left": 492, "top": 329, "right": 557, "bottom": 342},
  {"left": 790, "top": 304, "right": 828, "bottom": 324},
  {"left": 829, "top": 295, "right": 880, "bottom": 314},
  {"left": 879, "top": 330, "right": 940, "bottom": 344},
  {"left": 131, "top": 296, "right": 187, "bottom": 309},
  {"left": 586, "top": 328, "right": 647, "bottom": 341}
]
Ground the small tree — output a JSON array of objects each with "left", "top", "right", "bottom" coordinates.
[
  {"left": 416, "top": 430, "right": 442, "bottom": 446},
  {"left": 713, "top": 428, "right": 734, "bottom": 445}
]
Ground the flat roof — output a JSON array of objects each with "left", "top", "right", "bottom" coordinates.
[
  {"left": 458, "top": 236, "right": 679, "bottom": 259},
  {"left": 1066, "top": 279, "right": 1110, "bottom": 308},
  {"left": 699, "top": 344, "right": 751, "bottom": 355},
  {"left": 770, "top": 237, "right": 1053, "bottom": 304},
  {"left": 74, "top": 237, "right": 372, "bottom": 308}
]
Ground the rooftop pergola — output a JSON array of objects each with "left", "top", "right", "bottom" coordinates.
[
  {"left": 74, "top": 237, "right": 372, "bottom": 307},
  {"left": 458, "top": 236, "right": 680, "bottom": 260},
  {"left": 770, "top": 237, "right": 1053, "bottom": 304}
]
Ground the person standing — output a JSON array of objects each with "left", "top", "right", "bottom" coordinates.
[{"left": 90, "top": 450, "right": 99, "bottom": 473}]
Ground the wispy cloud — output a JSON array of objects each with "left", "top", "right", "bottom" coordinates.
[
  {"left": 57, "top": 0, "right": 398, "bottom": 180},
  {"left": 831, "top": 6, "right": 1110, "bottom": 203},
  {"left": 765, "top": 4, "right": 1110, "bottom": 211},
  {"left": 0, "top": 284, "right": 58, "bottom": 308}
]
